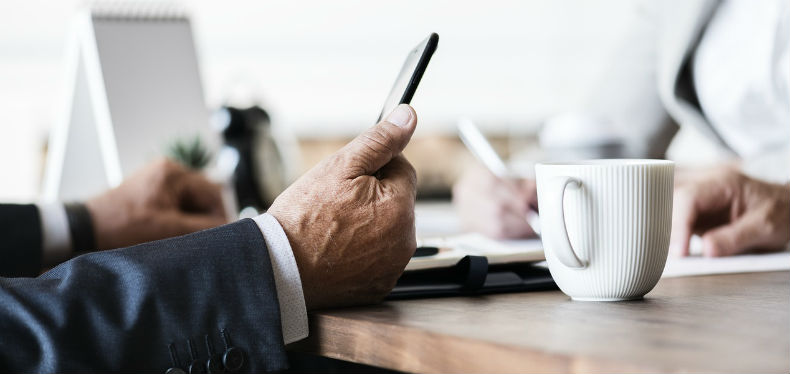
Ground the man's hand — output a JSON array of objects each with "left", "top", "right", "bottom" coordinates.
[
  {"left": 452, "top": 163, "right": 538, "bottom": 239},
  {"left": 86, "top": 159, "right": 227, "bottom": 251},
  {"left": 268, "top": 104, "right": 418, "bottom": 310},
  {"left": 670, "top": 167, "right": 790, "bottom": 257}
]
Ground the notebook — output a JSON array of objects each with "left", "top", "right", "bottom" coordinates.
[
  {"left": 408, "top": 233, "right": 545, "bottom": 271},
  {"left": 389, "top": 233, "right": 553, "bottom": 299},
  {"left": 43, "top": 2, "right": 217, "bottom": 201}
]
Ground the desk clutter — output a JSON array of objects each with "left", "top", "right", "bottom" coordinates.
[
  {"left": 403, "top": 208, "right": 790, "bottom": 300},
  {"left": 388, "top": 233, "right": 551, "bottom": 299}
]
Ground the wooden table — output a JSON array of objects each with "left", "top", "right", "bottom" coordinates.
[{"left": 291, "top": 271, "right": 789, "bottom": 373}]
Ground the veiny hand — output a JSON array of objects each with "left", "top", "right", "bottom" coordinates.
[
  {"left": 670, "top": 167, "right": 790, "bottom": 257},
  {"left": 452, "top": 163, "right": 538, "bottom": 239},
  {"left": 86, "top": 159, "right": 227, "bottom": 251},
  {"left": 268, "top": 104, "right": 418, "bottom": 310}
]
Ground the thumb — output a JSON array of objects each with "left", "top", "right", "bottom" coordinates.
[
  {"left": 701, "top": 214, "right": 763, "bottom": 257},
  {"left": 339, "top": 104, "right": 417, "bottom": 177}
]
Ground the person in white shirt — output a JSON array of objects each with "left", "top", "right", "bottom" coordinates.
[{"left": 453, "top": 0, "right": 790, "bottom": 257}]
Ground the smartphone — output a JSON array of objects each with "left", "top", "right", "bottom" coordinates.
[{"left": 376, "top": 33, "right": 439, "bottom": 123}]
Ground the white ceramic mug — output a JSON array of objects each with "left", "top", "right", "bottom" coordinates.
[{"left": 535, "top": 159, "right": 674, "bottom": 301}]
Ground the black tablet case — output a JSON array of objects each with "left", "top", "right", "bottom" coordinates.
[{"left": 387, "top": 255, "right": 557, "bottom": 300}]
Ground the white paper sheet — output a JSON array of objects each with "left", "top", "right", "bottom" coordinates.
[
  {"left": 662, "top": 235, "right": 790, "bottom": 277},
  {"left": 413, "top": 203, "right": 790, "bottom": 277},
  {"left": 662, "top": 251, "right": 790, "bottom": 278}
]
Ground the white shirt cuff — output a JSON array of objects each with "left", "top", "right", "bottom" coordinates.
[
  {"left": 35, "top": 202, "right": 73, "bottom": 266},
  {"left": 252, "top": 213, "right": 309, "bottom": 345}
]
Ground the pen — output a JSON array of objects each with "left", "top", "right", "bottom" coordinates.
[{"left": 457, "top": 118, "right": 541, "bottom": 235}]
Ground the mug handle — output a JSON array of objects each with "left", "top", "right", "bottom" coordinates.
[{"left": 547, "top": 176, "right": 587, "bottom": 269}]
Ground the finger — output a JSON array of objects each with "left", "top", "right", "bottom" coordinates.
[
  {"left": 501, "top": 178, "right": 538, "bottom": 216},
  {"left": 478, "top": 195, "right": 534, "bottom": 239},
  {"left": 501, "top": 212, "right": 535, "bottom": 238},
  {"left": 501, "top": 199, "right": 536, "bottom": 237},
  {"left": 671, "top": 174, "right": 740, "bottom": 257},
  {"left": 378, "top": 155, "right": 418, "bottom": 197},
  {"left": 484, "top": 209, "right": 534, "bottom": 239},
  {"left": 701, "top": 213, "right": 765, "bottom": 257},
  {"left": 520, "top": 178, "right": 539, "bottom": 213},
  {"left": 338, "top": 104, "right": 417, "bottom": 178},
  {"left": 497, "top": 179, "right": 525, "bottom": 213},
  {"left": 177, "top": 171, "right": 227, "bottom": 219},
  {"left": 670, "top": 188, "right": 696, "bottom": 257}
]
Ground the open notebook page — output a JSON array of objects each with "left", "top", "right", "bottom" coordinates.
[{"left": 407, "top": 233, "right": 544, "bottom": 271}]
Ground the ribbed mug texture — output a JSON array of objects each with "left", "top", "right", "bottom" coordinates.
[{"left": 536, "top": 160, "right": 674, "bottom": 301}]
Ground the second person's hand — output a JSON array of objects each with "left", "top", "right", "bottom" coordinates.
[
  {"left": 452, "top": 163, "right": 538, "bottom": 239},
  {"left": 670, "top": 167, "right": 790, "bottom": 257},
  {"left": 86, "top": 159, "right": 228, "bottom": 251}
]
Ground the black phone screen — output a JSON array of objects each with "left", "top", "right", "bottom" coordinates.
[{"left": 377, "top": 33, "right": 438, "bottom": 122}]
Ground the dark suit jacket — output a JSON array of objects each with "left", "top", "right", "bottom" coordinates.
[{"left": 0, "top": 204, "right": 288, "bottom": 372}]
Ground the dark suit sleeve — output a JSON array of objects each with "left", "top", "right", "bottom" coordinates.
[
  {"left": 0, "top": 218, "right": 289, "bottom": 373},
  {"left": 0, "top": 204, "right": 43, "bottom": 277}
]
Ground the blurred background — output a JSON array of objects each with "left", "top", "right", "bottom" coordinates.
[{"left": 0, "top": 0, "right": 715, "bottom": 203}]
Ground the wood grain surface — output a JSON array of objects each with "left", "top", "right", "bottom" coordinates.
[{"left": 290, "top": 271, "right": 790, "bottom": 373}]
